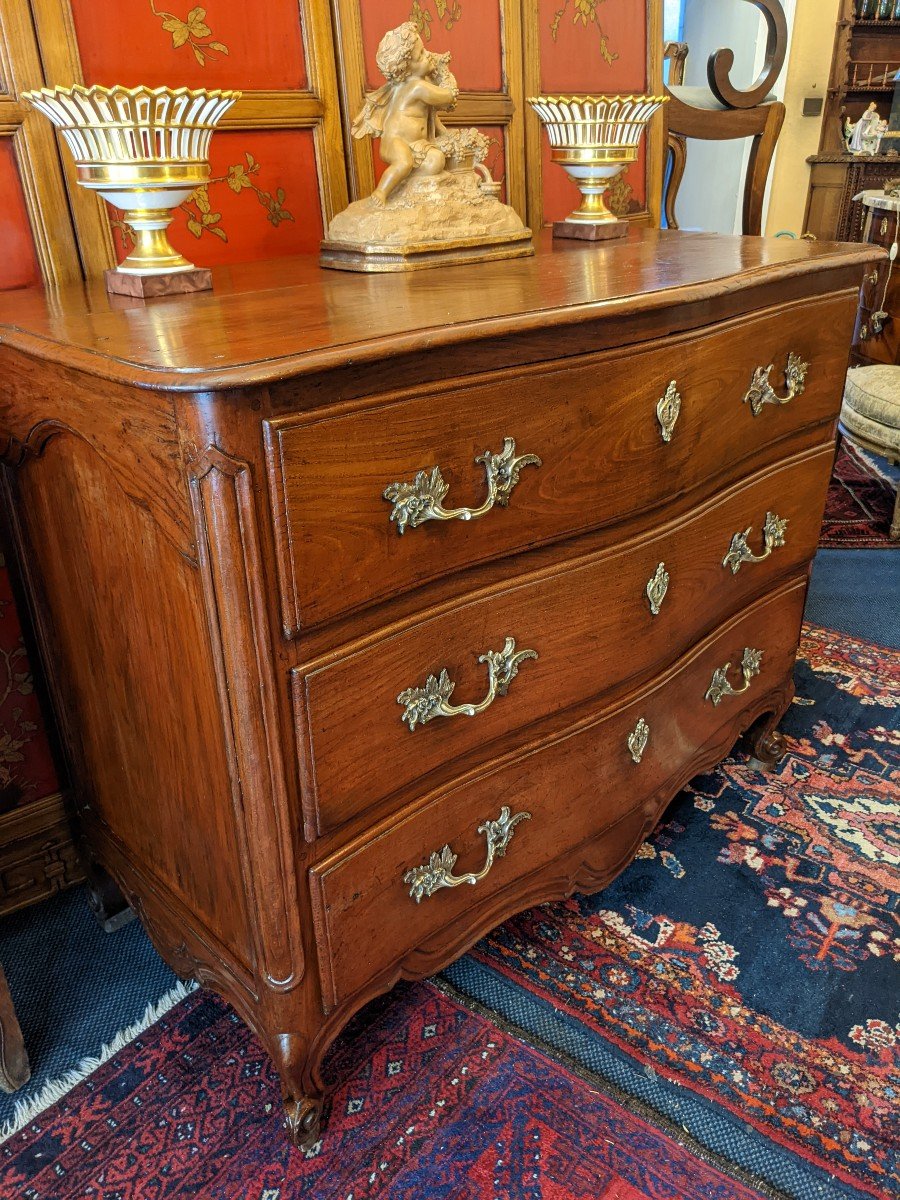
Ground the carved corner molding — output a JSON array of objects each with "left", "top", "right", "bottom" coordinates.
[{"left": 188, "top": 445, "right": 304, "bottom": 993}]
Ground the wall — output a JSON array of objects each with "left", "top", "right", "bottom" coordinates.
[{"left": 765, "top": 0, "right": 841, "bottom": 237}]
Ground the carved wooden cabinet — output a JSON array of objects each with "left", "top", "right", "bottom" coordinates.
[{"left": 0, "top": 231, "right": 877, "bottom": 1147}]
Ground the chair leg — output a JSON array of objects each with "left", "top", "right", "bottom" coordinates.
[{"left": 0, "top": 963, "right": 30, "bottom": 1092}]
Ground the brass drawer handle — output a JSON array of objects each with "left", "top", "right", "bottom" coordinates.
[
  {"left": 645, "top": 562, "right": 669, "bottom": 615},
  {"left": 398, "top": 637, "right": 538, "bottom": 732},
  {"left": 627, "top": 717, "right": 650, "bottom": 764},
  {"left": 404, "top": 806, "right": 531, "bottom": 903},
  {"left": 705, "top": 647, "right": 763, "bottom": 706},
  {"left": 383, "top": 437, "right": 541, "bottom": 534},
  {"left": 657, "top": 381, "right": 681, "bottom": 443},
  {"left": 722, "top": 511, "right": 788, "bottom": 575},
  {"left": 744, "top": 353, "right": 809, "bottom": 416}
]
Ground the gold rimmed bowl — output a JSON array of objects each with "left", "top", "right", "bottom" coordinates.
[
  {"left": 528, "top": 94, "right": 667, "bottom": 228},
  {"left": 24, "top": 84, "right": 240, "bottom": 278}
]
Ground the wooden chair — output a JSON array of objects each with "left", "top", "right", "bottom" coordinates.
[
  {"left": 0, "top": 962, "right": 29, "bottom": 1092},
  {"left": 662, "top": 0, "right": 788, "bottom": 237}
]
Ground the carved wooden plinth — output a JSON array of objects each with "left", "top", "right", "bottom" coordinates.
[
  {"left": 319, "top": 231, "right": 534, "bottom": 274},
  {"left": 105, "top": 268, "right": 213, "bottom": 299}
]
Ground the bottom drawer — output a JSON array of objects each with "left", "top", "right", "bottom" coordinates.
[{"left": 310, "top": 578, "right": 807, "bottom": 1011}]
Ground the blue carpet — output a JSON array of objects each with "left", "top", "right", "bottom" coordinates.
[
  {"left": 0, "top": 885, "right": 182, "bottom": 1130},
  {"left": 806, "top": 550, "right": 899, "bottom": 649}
]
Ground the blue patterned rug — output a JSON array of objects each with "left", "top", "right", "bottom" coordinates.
[{"left": 446, "top": 625, "right": 900, "bottom": 1200}]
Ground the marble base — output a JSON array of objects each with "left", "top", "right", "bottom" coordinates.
[
  {"left": 105, "top": 268, "right": 213, "bottom": 298},
  {"left": 553, "top": 219, "right": 629, "bottom": 242}
]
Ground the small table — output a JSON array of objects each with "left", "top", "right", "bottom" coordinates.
[{"left": 0, "top": 962, "right": 29, "bottom": 1092}]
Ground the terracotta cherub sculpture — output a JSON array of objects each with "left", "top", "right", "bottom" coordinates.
[
  {"left": 321, "top": 22, "right": 531, "bottom": 272},
  {"left": 352, "top": 23, "right": 459, "bottom": 206}
]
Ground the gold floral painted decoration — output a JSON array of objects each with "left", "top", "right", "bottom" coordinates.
[
  {"left": 112, "top": 152, "right": 294, "bottom": 249},
  {"left": 149, "top": 1, "right": 229, "bottom": 67},
  {"left": 607, "top": 169, "right": 633, "bottom": 217},
  {"left": 550, "top": 0, "right": 619, "bottom": 66},
  {"left": 410, "top": 0, "right": 463, "bottom": 41}
]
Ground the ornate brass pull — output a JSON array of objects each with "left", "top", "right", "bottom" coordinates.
[
  {"left": 645, "top": 562, "right": 669, "bottom": 615},
  {"left": 398, "top": 637, "right": 537, "bottom": 732},
  {"left": 627, "top": 717, "right": 650, "bottom": 764},
  {"left": 383, "top": 437, "right": 541, "bottom": 534},
  {"left": 722, "top": 511, "right": 788, "bottom": 575},
  {"left": 705, "top": 647, "right": 763, "bottom": 706},
  {"left": 744, "top": 353, "right": 809, "bottom": 416},
  {"left": 404, "top": 806, "right": 531, "bottom": 903},
  {"left": 656, "top": 381, "right": 681, "bottom": 443}
]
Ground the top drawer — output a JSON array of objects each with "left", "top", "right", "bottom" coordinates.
[{"left": 264, "top": 292, "right": 855, "bottom": 632}]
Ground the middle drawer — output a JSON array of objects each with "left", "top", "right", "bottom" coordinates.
[{"left": 292, "top": 445, "right": 832, "bottom": 838}]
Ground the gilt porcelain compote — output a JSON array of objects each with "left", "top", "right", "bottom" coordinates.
[
  {"left": 24, "top": 84, "right": 239, "bottom": 294},
  {"left": 528, "top": 93, "right": 667, "bottom": 239}
]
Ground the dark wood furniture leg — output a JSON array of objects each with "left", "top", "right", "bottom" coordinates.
[
  {"left": 0, "top": 962, "right": 29, "bottom": 1092},
  {"left": 85, "top": 859, "right": 135, "bottom": 934}
]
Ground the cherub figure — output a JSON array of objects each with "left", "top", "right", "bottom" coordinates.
[{"left": 352, "top": 22, "right": 460, "bottom": 205}]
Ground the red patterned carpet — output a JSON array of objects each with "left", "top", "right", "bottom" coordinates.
[
  {"left": 821, "top": 441, "right": 898, "bottom": 548},
  {"left": 1, "top": 626, "right": 897, "bottom": 1199},
  {"left": 0, "top": 984, "right": 766, "bottom": 1200}
]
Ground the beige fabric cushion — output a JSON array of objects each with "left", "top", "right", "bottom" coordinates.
[{"left": 842, "top": 366, "right": 900, "bottom": 454}]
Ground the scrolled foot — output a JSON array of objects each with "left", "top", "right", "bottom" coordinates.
[
  {"left": 748, "top": 728, "right": 788, "bottom": 772},
  {"left": 283, "top": 1095, "right": 328, "bottom": 1152}
]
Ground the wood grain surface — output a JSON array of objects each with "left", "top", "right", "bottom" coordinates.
[
  {"left": 0, "top": 229, "right": 877, "bottom": 1146},
  {"left": 0, "top": 231, "right": 879, "bottom": 390}
]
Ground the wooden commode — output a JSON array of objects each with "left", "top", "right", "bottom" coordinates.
[{"left": 0, "top": 230, "right": 879, "bottom": 1148}]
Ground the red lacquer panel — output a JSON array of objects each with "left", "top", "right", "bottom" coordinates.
[
  {"left": 70, "top": 0, "right": 307, "bottom": 91},
  {"left": 0, "top": 553, "right": 59, "bottom": 814},
  {"left": 111, "top": 130, "right": 323, "bottom": 267},
  {"left": 360, "top": 0, "right": 503, "bottom": 92},
  {"left": 541, "top": 138, "right": 646, "bottom": 223},
  {"left": 537, "top": 0, "right": 651, "bottom": 223},
  {"left": 538, "top": 0, "right": 648, "bottom": 93},
  {"left": 0, "top": 140, "right": 40, "bottom": 292}
]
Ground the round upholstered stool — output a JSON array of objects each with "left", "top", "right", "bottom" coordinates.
[{"left": 840, "top": 365, "right": 900, "bottom": 540}]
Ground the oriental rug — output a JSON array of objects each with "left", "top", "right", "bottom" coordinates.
[
  {"left": 1, "top": 626, "right": 897, "bottom": 1200},
  {"left": 448, "top": 626, "right": 900, "bottom": 1200},
  {"left": 1, "top": 983, "right": 768, "bottom": 1200},
  {"left": 821, "top": 441, "right": 899, "bottom": 548}
]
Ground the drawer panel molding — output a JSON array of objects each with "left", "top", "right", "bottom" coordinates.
[
  {"left": 266, "top": 293, "right": 853, "bottom": 633},
  {"left": 309, "top": 580, "right": 807, "bottom": 1011},
  {"left": 292, "top": 446, "right": 833, "bottom": 839}
]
